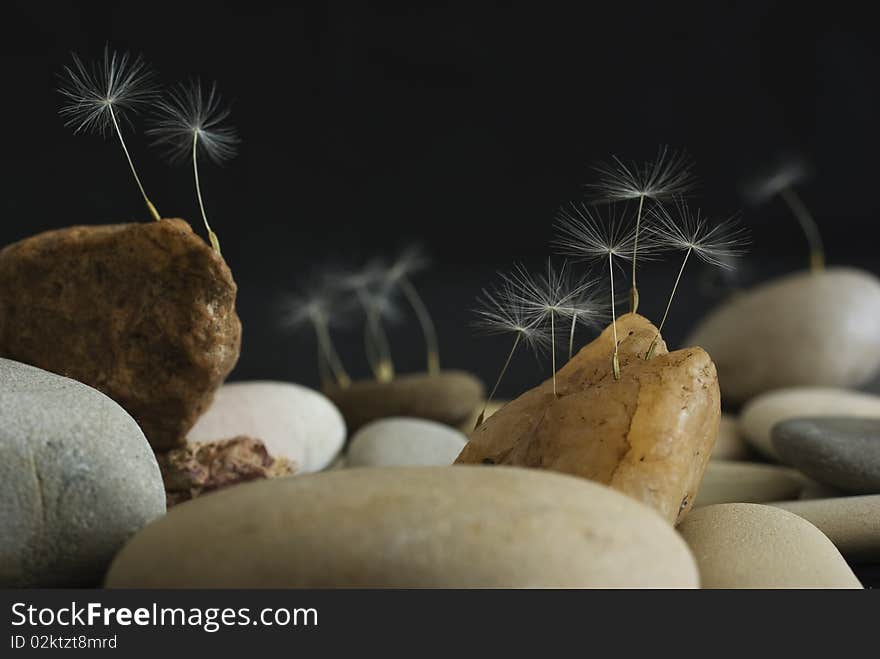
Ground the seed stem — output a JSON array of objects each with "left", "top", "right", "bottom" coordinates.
[
  {"left": 398, "top": 275, "right": 440, "bottom": 375},
  {"left": 550, "top": 309, "right": 557, "bottom": 396},
  {"left": 109, "top": 105, "right": 160, "bottom": 221},
  {"left": 647, "top": 247, "right": 691, "bottom": 360},
  {"left": 313, "top": 318, "right": 351, "bottom": 388},
  {"left": 567, "top": 313, "right": 578, "bottom": 360},
  {"left": 193, "top": 132, "right": 221, "bottom": 255},
  {"left": 629, "top": 194, "right": 645, "bottom": 313},
  {"left": 609, "top": 251, "right": 620, "bottom": 380},
  {"left": 475, "top": 332, "right": 521, "bottom": 430},
  {"left": 779, "top": 186, "right": 824, "bottom": 272},
  {"left": 356, "top": 289, "right": 395, "bottom": 382}
]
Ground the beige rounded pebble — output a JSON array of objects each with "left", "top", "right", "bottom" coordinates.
[
  {"left": 712, "top": 414, "right": 752, "bottom": 460},
  {"left": 685, "top": 268, "right": 880, "bottom": 404},
  {"left": 347, "top": 418, "right": 467, "bottom": 467},
  {"left": 106, "top": 466, "right": 699, "bottom": 588},
  {"left": 678, "top": 503, "right": 862, "bottom": 588},
  {"left": 770, "top": 495, "right": 880, "bottom": 561},
  {"left": 694, "top": 460, "right": 804, "bottom": 507},
  {"left": 739, "top": 387, "right": 880, "bottom": 460},
  {"left": 798, "top": 479, "right": 845, "bottom": 500}
]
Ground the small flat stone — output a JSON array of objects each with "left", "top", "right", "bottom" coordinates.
[
  {"left": 739, "top": 387, "right": 880, "bottom": 460},
  {"left": 694, "top": 460, "right": 804, "bottom": 507},
  {"left": 347, "top": 418, "right": 468, "bottom": 467},
  {"left": 772, "top": 417, "right": 880, "bottom": 494},
  {"left": 770, "top": 495, "right": 880, "bottom": 561},
  {"left": 678, "top": 503, "right": 862, "bottom": 588}
]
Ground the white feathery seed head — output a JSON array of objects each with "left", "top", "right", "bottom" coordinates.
[
  {"left": 279, "top": 290, "right": 332, "bottom": 330},
  {"left": 502, "top": 261, "right": 603, "bottom": 325},
  {"left": 386, "top": 244, "right": 430, "bottom": 283},
  {"left": 58, "top": 45, "right": 157, "bottom": 136},
  {"left": 147, "top": 79, "right": 239, "bottom": 165},
  {"left": 742, "top": 156, "right": 810, "bottom": 204},
  {"left": 648, "top": 199, "right": 749, "bottom": 269},
  {"left": 473, "top": 276, "right": 551, "bottom": 352},
  {"left": 553, "top": 201, "right": 639, "bottom": 264},
  {"left": 587, "top": 145, "right": 697, "bottom": 203}
]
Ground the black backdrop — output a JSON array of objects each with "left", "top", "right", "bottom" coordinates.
[{"left": 2, "top": 1, "right": 879, "bottom": 395}]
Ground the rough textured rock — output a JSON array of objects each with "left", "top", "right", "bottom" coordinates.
[
  {"left": 693, "top": 460, "right": 804, "bottom": 507},
  {"left": 187, "top": 381, "right": 345, "bottom": 472},
  {"left": 678, "top": 503, "right": 862, "bottom": 588},
  {"left": 739, "top": 387, "right": 880, "bottom": 460},
  {"left": 456, "top": 314, "right": 720, "bottom": 525},
  {"left": 772, "top": 417, "right": 880, "bottom": 494},
  {"left": 712, "top": 413, "right": 753, "bottom": 460},
  {"left": 347, "top": 417, "right": 467, "bottom": 467},
  {"left": 685, "top": 268, "right": 880, "bottom": 404},
  {"left": 770, "top": 495, "right": 880, "bottom": 561},
  {"left": 158, "top": 436, "right": 296, "bottom": 506},
  {"left": 105, "top": 466, "right": 699, "bottom": 588},
  {"left": 0, "top": 219, "right": 242, "bottom": 450},
  {"left": 0, "top": 358, "right": 166, "bottom": 587},
  {"left": 325, "top": 371, "right": 484, "bottom": 434}
]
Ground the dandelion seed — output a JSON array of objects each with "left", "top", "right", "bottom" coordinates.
[
  {"left": 554, "top": 202, "right": 637, "bottom": 380},
  {"left": 384, "top": 245, "right": 440, "bottom": 375},
  {"left": 645, "top": 199, "right": 749, "bottom": 358},
  {"left": 586, "top": 146, "right": 696, "bottom": 312},
  {"left": 472, "top": 275, "right": 550, "bottom": 428},
  {"left": 743, "top": 156, "right": 823, "bottom": 271},
  {"left": 148, "top": 79, "right": 240, "bottom": 255},
  {"left": 280, "top": 286, "right": 351, "bottom": 389},
  {"left": 58, "top": 45, "right": 161, "bottom": 220}
]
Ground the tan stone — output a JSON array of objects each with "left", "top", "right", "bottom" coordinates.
[
  {"left": 105, "top": 466, "right": 699, "bottom": 588},
  {"left": 694, "top": 460, "right": 805, "bottom": 507},
  {"left": 325, "top": 371, "right": 484, "bottom": 434},
  {"left": 456, "top": 314, "right": 720, "bottom": 525},
  {"left": 0, "top": 219, "right": 241, "bottom": 450},
  {"left": 770, "top": 495, "right": 880, "bottom": 561},
  {"left": 678, "top": 503, "right": 862, "bottom": 588}
]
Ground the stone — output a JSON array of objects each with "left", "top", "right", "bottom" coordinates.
[
  {"left": 739, "top": 387, "right": 880, "bottom": 460},
  {"left": 770, "top": 495, "right": 880, "bottom": 561},
  {"left": 678, "top": 503, "right": 862, "bottom": 588},
  {"left": 347, "top": 417, "right": 468, "bottom": 467},
  {"left": 0, "top": 219, "right": 241, "bottom": 451},
  {"left": 187, "top": 381, "right": 346, "bottom": 473},
  {"left": 772, "top": 417, "right": 880, "bottom": 494},
  {"left": 0, "top": 358, "right": 166, "bottom": 587},
  {"left": 105, "top": 466, "right": 699, "bottom": 588},
  {"left": 456, "top": 314, "right": 720, "bottom": 525},
  {"left": 799, "top": 479, "right": 845, "bottom": 500},
  {"left": 685, "top": 268, "right": 880, "bottom": 404},
  {"left": 158, "top": 436, "right": 296, "bottom": 506},
  {"left": 712, "top": 414, "right": 752, "bottom": 460},
  {"left": 693, "top": 460, "right": 804, "bottom": 507},
  {"left": 325, "top": 371, "right": 484, "bottom": 434}
]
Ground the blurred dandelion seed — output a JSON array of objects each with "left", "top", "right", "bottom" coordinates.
[
  {"left": 385, "top": 246, "right": 440, "bottom": 375},
  {"left": 148, "top": 79, "right": 240, "bottom": 255},
  {"left": 339, "top": 262, "right": 397, "bottom": 382},
  {"left": 58, "top": 45, "right": 161, "bottom": 221},
  {"left": 281, "top": 288, "right": 351, "bottom": 389}
]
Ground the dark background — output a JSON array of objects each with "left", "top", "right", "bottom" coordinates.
[{"left": 2, "top": 1, "right": 879, "bottom": 395}]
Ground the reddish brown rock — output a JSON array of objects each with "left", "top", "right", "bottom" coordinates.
[
  {"left": 0, "top": 219, "right": 241, "bottom": 450},
  {"left": 158, "top": 436, "right": 296, "bottom": 506},
  {"left": 455, "top": 313, "right": 721, "bottom": 525}
]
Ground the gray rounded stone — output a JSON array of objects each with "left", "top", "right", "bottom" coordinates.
[
  {"left": 0, "top": 358, "right": 166, "bottom": 586},
  {"left": 772, "top": 417, "right": 880, "bottom": 494}
]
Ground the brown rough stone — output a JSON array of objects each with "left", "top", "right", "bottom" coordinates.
[
  {"left": 0, "top": 219, "right": 241, "bottom": 450},
  {"left": 455, "top": 313, "right": 721, "bottom": 525},
  {"left": 158, "top": 436, "right": 296, "bottom": 507},
  {"left": 325, "top": 370, "right": 484, "bottom": 434}
]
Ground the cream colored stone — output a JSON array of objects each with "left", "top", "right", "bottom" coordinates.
[
  {"left": 187, "top": 381, "right": 346, "bottom": 473},
  {"left": 685, "top": 268, "right": 880, "bottom": 404},
  {"left": 770, "top": 495, "right": 880, "bottom": 561},
  {"left": 105, "top": 466, "right": 699, "bottom": 588},
  {"left": 347, "top": 418, "right": 467, "bottom": 467},
  {"left": 712, "top": 414, "right": 752, "bottom": 460},
  {"left": 694, "top": 460, "right": 805, "bottom": 507},
  {"left": 678, "top": 503, "right": 862, "bottom": 588},
  {"left": 739, "top": 387, "right": 880, "bottom": 460}
]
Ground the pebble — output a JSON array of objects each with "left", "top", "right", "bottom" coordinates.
[
  {"left": 694, "top": 460, "right": 804, "bottom": 507},
  {"left": 772, "top": 417, "right": 880, "bottom": 494},
  {"left": 770, "top": 495, "right": 880, "bottom": 561},
  {"left": 347, "top": 418, "right": 467, "bottom": 467},
  {"left": 678, "top": 503, "right": 862, "bottom": 588},
  {"left": 685, "top": 268, "right": 880, "bottom": 403},
  {"left": 739, "top": 387, "right": 880, "bottom": 460},
  {"left": 105, "top": 466, "right": 699, "bottom": 588},
  {"left": 712, "top": 414, "right": 753, "bottom": 460},
  {"left": 187, "top": 381, "right": 346, "bottom": 473},
  {"left": 0, "top": 358, "right": 166, "bottom": 586}
]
